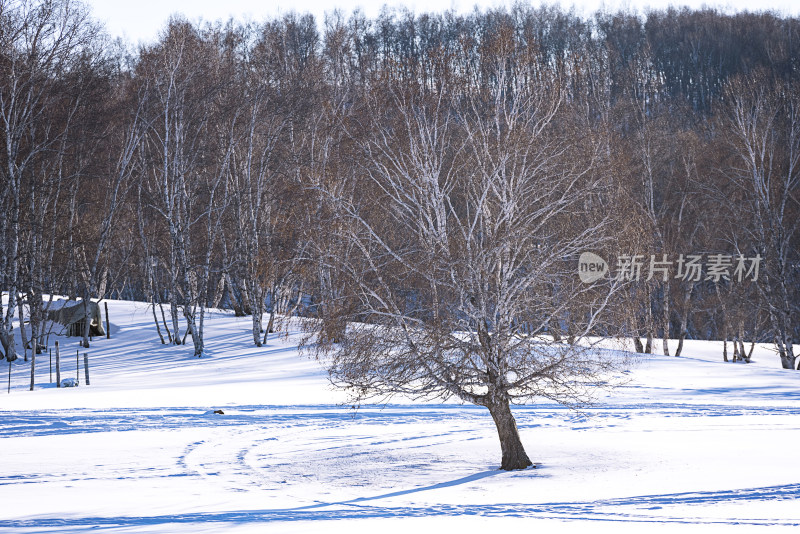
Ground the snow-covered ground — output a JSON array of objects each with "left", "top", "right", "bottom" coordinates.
[{"left": 1, "top": 299, "right": 799, "bottom": 533}]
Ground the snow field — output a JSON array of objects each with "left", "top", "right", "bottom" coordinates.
[{"left": 1, "top": 299, "right": 798, "bottom": 532}]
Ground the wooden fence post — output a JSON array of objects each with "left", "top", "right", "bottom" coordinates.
[
  {"left": 55, "top": 341, "right": 61, "bottom": 387},
  {"left": 29, "top": 349, "right": 35, "bottom": 391},
  {"left": 83, "top": 353, "right": 90, "bottom": 386}
]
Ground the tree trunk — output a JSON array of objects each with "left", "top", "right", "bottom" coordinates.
[
  {"left": 775, "top": 333, "right": 791, "bottom": 368},
  {"left": 265, "top": 309, "right": 275, "bottom": 341},
  {"left": 195, "top": 306, "right": 205, "bottom": 358},
  {"left": 184, "top": 306, "right": 203, "bottom": 357},
  {"left": 644, "top": 292, "right": 653, "bottom": 354},
  {"left": 285, "top": 280, "right": 305, "bottom": 319},
  {"left": 151, "top": 294, "right": 166, "bottom": 344},
  {"left": 251, "top": 283, "right": 263, "bottom": 347},
  {"left": 675, "top": 333, "right": 685, "bottom": 357},
  {"left": 721, "top": 321, "right": 729, "bottom": 363},
  {"left": 264, "top": 283, "right": 276, "bottom": 343},
  {"left": 224, "top": 272, "right": 248, "bottom": 316},
  {"left": 781, "top": 331, "right": 796, "bottom": 371},
  {"left": 674, "top": 285, "right": 692, "bottom": 357},
  {"left": 641, "top": 285, "right": 655, "bottom": 354},
  {"left": 81, "top": 294, "right": 91, "bottom": 349},
  {"left": 157, "top": 299, "right": 172, "bottom": 343},
  {"left": 18, "top": 296, "right": 29, "bottom": 362},
  {"left": 549, "top": 317, "right": 562, "bottom": 342},
  {"left": 737, "top": 320, "right": 748, "bottom": 363},
  {"left": 170, "top": 298, "right": 181, "bottom": 345},
  {"left": 662, "top": 280, "right": 670, "bottom": 356},
  {"left": 715, "top": 284, "right": 729, "bottom": 362},
  {"left": 146, "top": 261, "right": 167, "bottom": 344},
  {"left": 566, "top": 321, "right": 576, "bottom": 346},
  {"left": 212, "top": 274, "right": 225, "bottom": 309},
  {"left": 29, "top": 291, "right": 43, "bottom": 355},
  {"left": 29, "top": 347, "right": 35, "bottom": 391},
  {"left": 487, "top": 398, "right": 533, "bottom": 471},
  {"left": 4, "top": 190, "right": 21, "bottom": 362},
  {"left": 169, "top": 245, "right": 181, "bottom": 345}
]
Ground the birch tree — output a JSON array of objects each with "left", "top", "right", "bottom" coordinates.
[
  {"left": 71, "top": 56, "right": 148, "bottom": 348},
  {"left": 229, "top": 23, "right": 289, "bottom": 347},
  {"left": 138, "top": 19, "right": 233, "bottom": 357},
  {"left": 0, "top": 0, "right": 97, "bottom": 360},
  {"left": 723, "top": 73, "right": 800, "bottom": 369}
]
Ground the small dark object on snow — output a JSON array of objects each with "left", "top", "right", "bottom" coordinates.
[{"left": 213, "top": 409, "right": 224, "bottom": 415}]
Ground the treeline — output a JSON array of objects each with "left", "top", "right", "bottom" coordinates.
[{"left": 0, "top": 0, "right": 798, "bottom": 368}]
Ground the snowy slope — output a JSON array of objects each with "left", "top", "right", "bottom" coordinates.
[{"left": 1, "top": 298, "right": 799, "bottom": 533}]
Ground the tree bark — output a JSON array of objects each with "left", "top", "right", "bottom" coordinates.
[
  {"left": 715, "top": 284, "right": 729, "bottom": 362},
  {"left": 774, "top": 332, "right": 791, "bottom": 368},
  {"left": 184, "top": 305, "right": 203, "bottom": 357},
  {"left": 487, "top": 398, "right": 533, "bottom": 471},
  {"left": 644, "top": 291, "right": 654, "bottom": 354},
  {"left": 674, "top": 285, "right": 692, "bottom": 357},
  {"left": 661, "top": 280, "right": 670, "bottom": 356},
  {"left": 169, "top": 264, "right": 181, "bottom": 345},
  {"left": 18, "top": 295, "right": 29, "bottom": 362},
  {"left": 158, "top": 300, "right": 172, "bottom": 344},
  {"left": 224, "top": 272, "right": 248, "bottom": 316},
  {"left": 81, "top": 293, "right": 91, "bottom": 349},
  {"left": 251, "top": 282, "right": 263, "bottom": 347},
  {"left": 549, "top": 318, "right": 562, "bottom": 342},
  {"left": 150, "top": 294, "right": 166, "bottom": 344},
  {"left": 737, "top": 320, "right": 748, "bottom": 363}
]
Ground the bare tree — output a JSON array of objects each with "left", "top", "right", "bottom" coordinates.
[
  {"left": 316, "top": 39, "right": 623, "bottom": 470},
  {"left": 722, "top": 73, "right": 800, "bottom": 369},
  {"left": 71, "top": 60, "right": 149, "bottom": 348},
  {"left": 0, "top": 0, "right": 98, "bottom": 360},
  {"left": 137, "top": 19, "right": 233, "bottom": 357},
  {"left": 229, "top": 22, "right": 289, "bottom": 347}
]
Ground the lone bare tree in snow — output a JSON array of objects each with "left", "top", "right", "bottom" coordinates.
[{"left": 316, "top": 38, "right": 623, "bottom": 470}]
